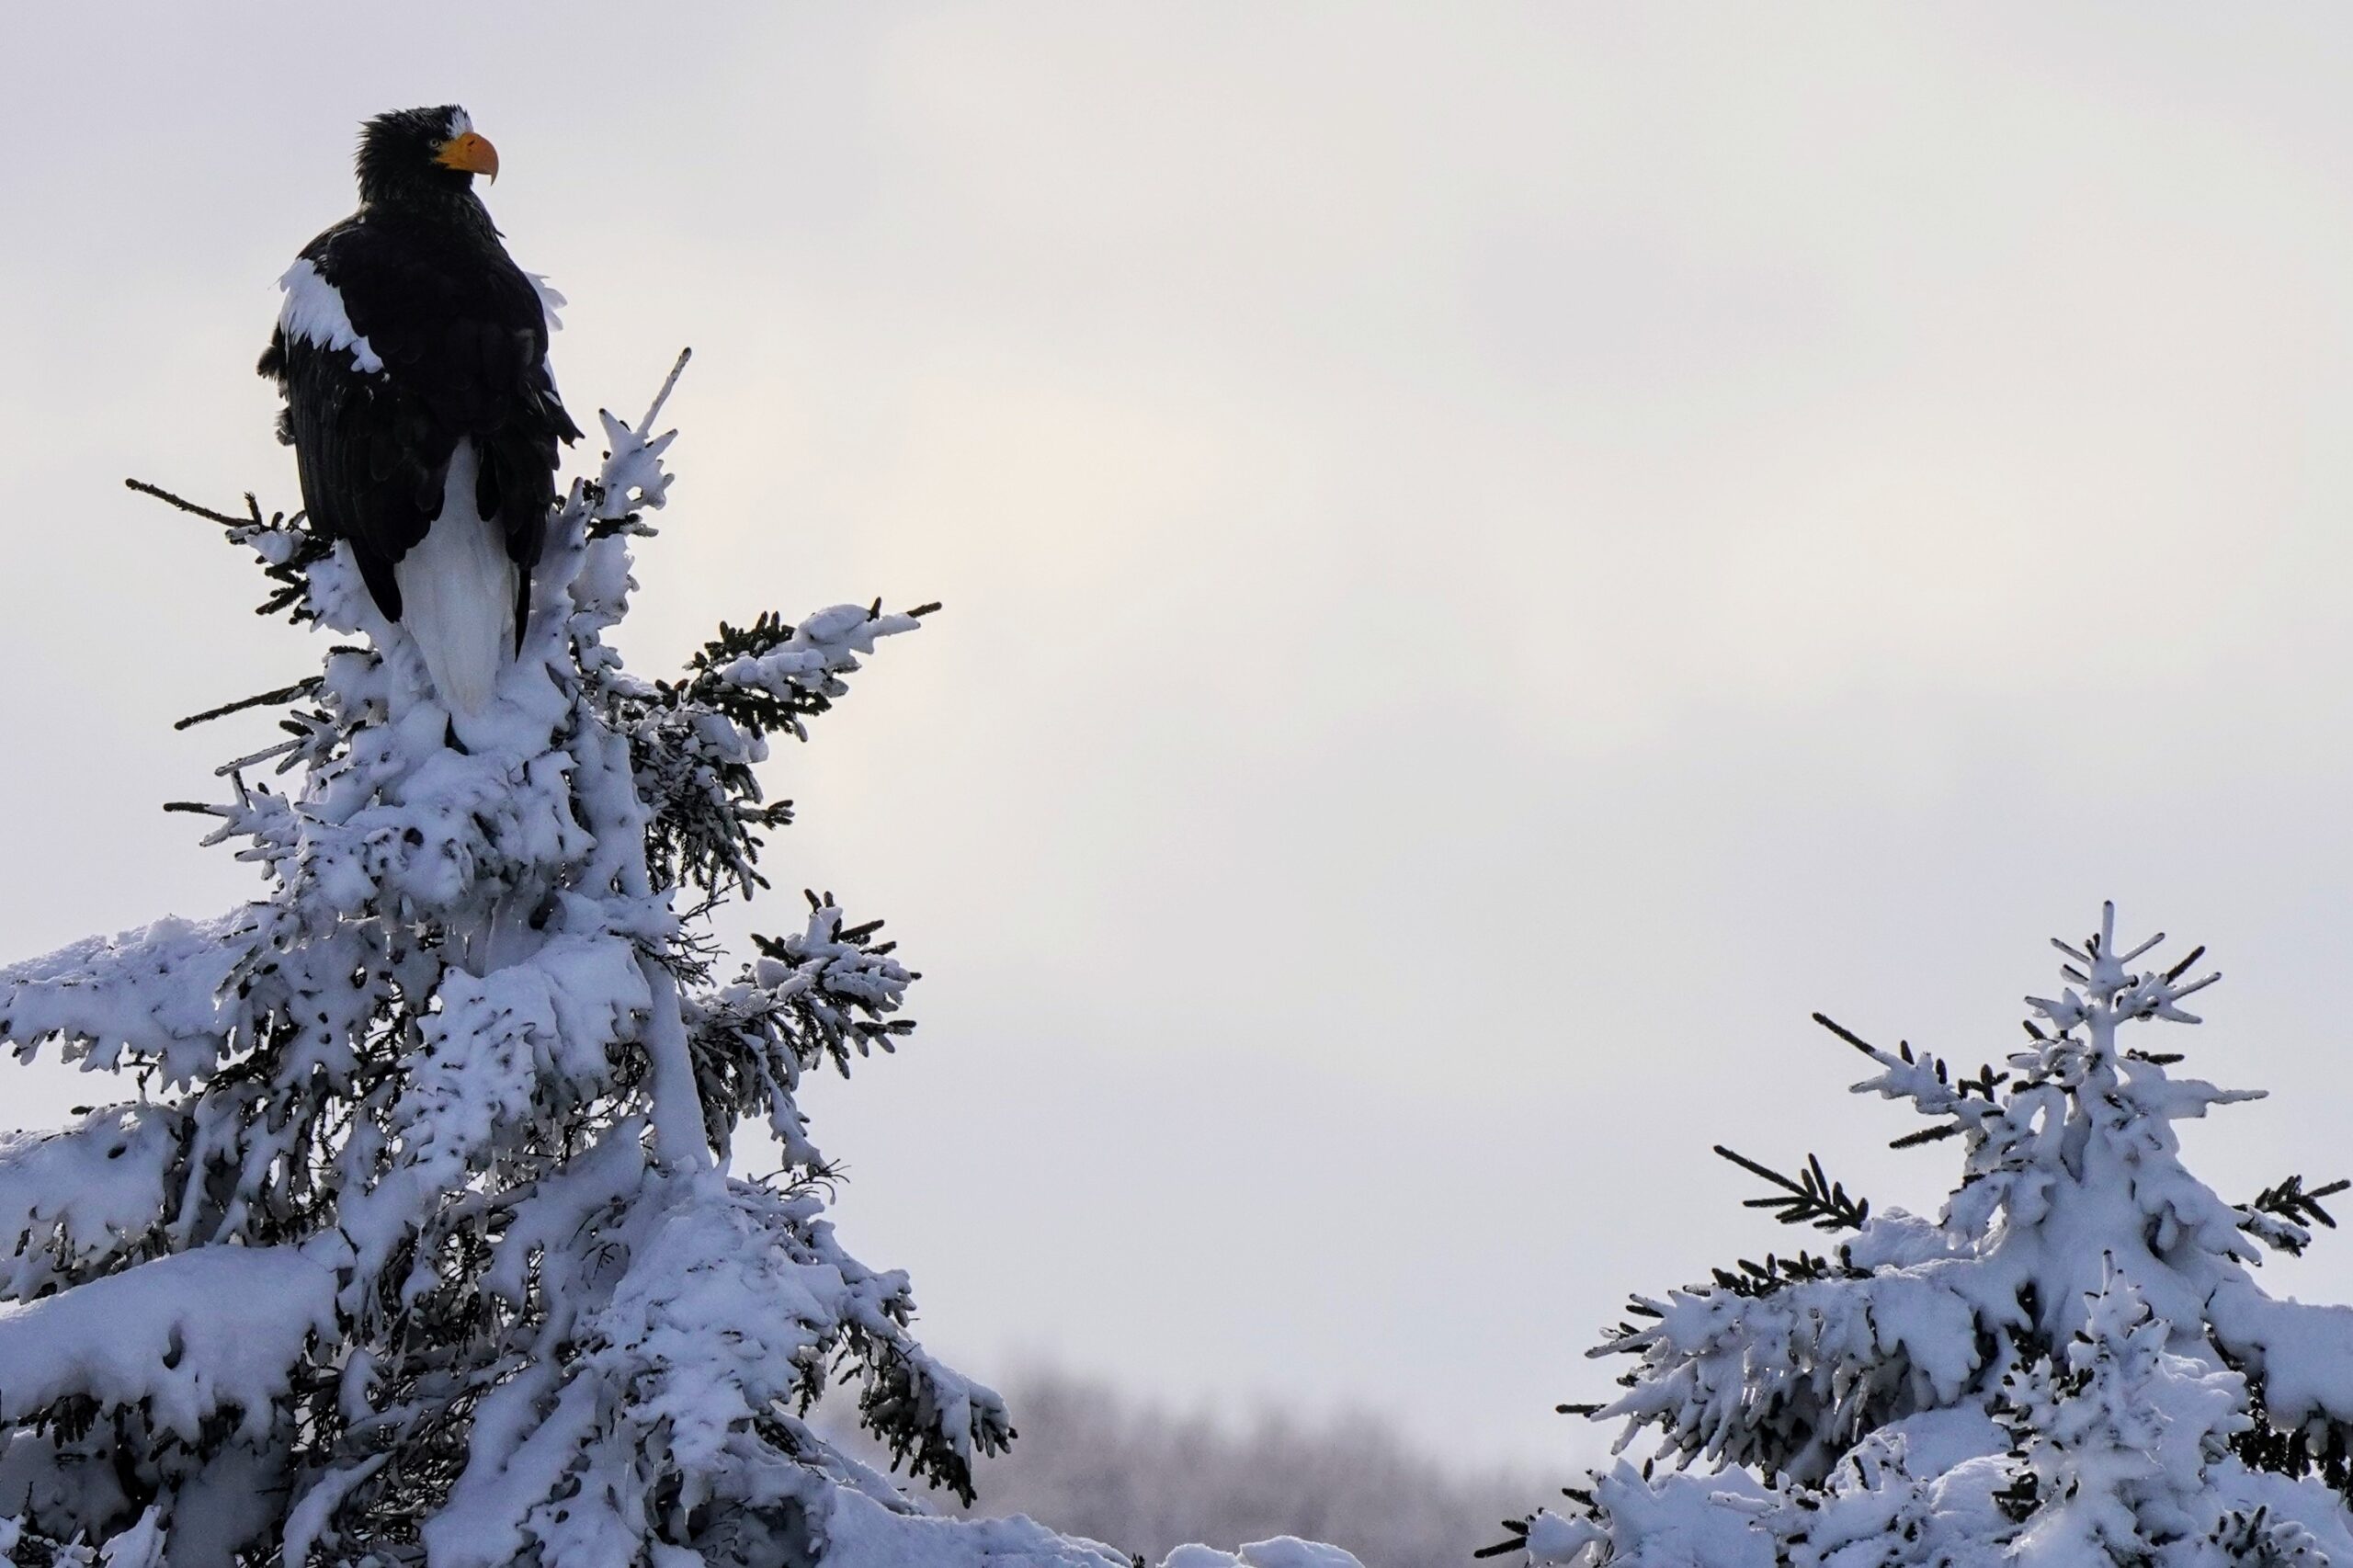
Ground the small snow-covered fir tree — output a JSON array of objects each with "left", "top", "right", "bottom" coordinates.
[
  {"left": 1494, "top": 905, "right": 2353, "bottom": 1566},
  {"left": 0, "top": 358, "right": 1130, "bottom": 1568}
]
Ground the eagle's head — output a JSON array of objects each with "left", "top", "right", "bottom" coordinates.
[{"left": 356, "top": 106, "right": 499, "bottom": 205}]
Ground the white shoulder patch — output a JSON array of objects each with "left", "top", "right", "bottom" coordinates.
[
  {"left": 278, "top": 259, "right": 385, "bottom": 375},
  {"left": 526, "top": 273, "right": 566, "bottom": 333}
]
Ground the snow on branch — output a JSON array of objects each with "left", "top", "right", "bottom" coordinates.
[
  {"left": 2025, "top": 901, "right": 2221, "bottom": 1038},
  {"left": 0, "top": 1245, "right": 334, "bottom": 1440},
  {"left": 0, "top": 912, "right": 260, "bottom": 1084},
  {"left": 688, "top": 600, "right": 936, "bottom": 743},
  {"left": 0, "top": 1106, "right": 182, "bottom": 1296},
  {"left": 588, "top": 347, "right": 689, "bottom": 527}
]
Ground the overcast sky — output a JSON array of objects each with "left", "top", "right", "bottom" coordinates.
[{"left": 11, "top": 4, "right": 2353, "bottom": 1477}]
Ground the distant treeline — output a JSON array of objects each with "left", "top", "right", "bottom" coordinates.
[{"left": 833, "top": 1369, "right": 1546, "bottom": 1568}]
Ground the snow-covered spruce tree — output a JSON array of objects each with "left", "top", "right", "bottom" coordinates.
[
  {"left": 1492, "top": 905, "right": 2353, "bottom": 1566},
  {"left": 0, "top": 364, "right": 1126, "bottom": 1568}
]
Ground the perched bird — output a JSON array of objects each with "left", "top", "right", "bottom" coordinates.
[{"left": 259, "top": 106, "right": 580, "bottom": 714}]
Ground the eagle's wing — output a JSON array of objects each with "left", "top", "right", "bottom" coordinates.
[{"left": 259, "top": 213, "right": 579, "bottom": 627}]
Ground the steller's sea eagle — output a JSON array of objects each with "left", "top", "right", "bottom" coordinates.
[{"left": 259, "top": 106, "right": 581, "bottom": 715}]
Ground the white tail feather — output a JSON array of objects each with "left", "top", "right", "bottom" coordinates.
[{"left": 395, "top": 440, "right": 516, "bottom": 715}]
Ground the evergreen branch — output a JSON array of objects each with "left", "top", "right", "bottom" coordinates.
[
  {"left": 1707, "top": 1249, "right": 1853, "bottom": 1298},
  {"left": 2238, "top": 1175, "right": 2352, "bottom": 1256},
  {"left": 1472, "top": 1520, "right": 1529, "bottom": 1559},
  {"left": 1813, "top": 1011, "right": 1879, "bottom": 1057},
  {"left": 2230, "top": 1378, "right": 2353, "bottom": 1500},
  {"left": 1713, "top": 1144, "right": 1871, "bottom": 1230},
  {"left": 675, "top": 601, "right": 936, "bottom": 742},
  {"left": 1827, "top": 1010, "right": 2009, "bottom": 1158},
  {"left": 625, "top": 602, "right": 936, "bottom": 903},
  {"left": 175, "top": 677, "right": 323, "bottom": 732},
  {"left": 1821, "top": 1014, "right": 2006, "bottom": 1100},
  {"left": 2029, "top": 914, "right": 2222, "bottom": 1033}
]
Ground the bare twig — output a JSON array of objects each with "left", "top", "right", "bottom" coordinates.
[
  {"left": 176, "top": 678, "right": 323, "bottom": 732},
  {"left": 124, "top": 477, "right": 256, "bottom": 528}
]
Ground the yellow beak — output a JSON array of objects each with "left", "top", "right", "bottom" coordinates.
[{"left": 436, "top": 131, "right": 499, "bottom": 182}]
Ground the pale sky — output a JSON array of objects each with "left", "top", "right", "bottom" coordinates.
[{"left": 9, "top": 4, "right": 2353, "bottom": 1476}]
